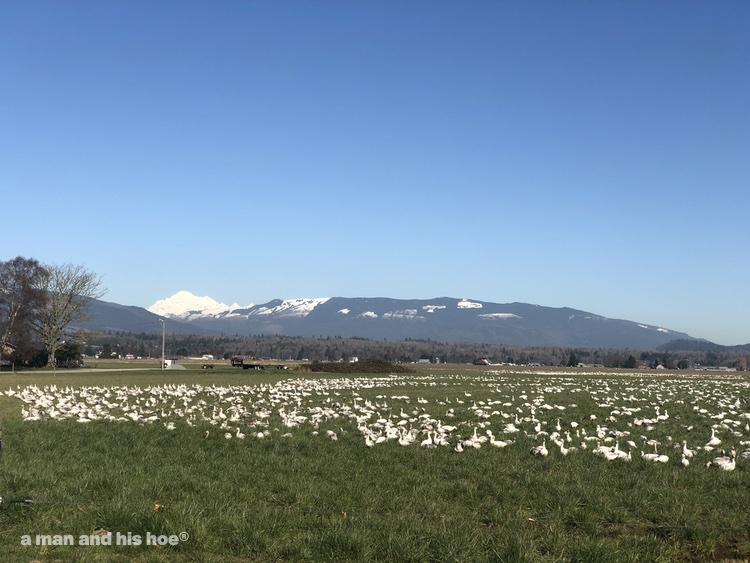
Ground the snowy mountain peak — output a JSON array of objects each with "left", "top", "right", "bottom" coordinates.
[{"left": 147, "top": 290, "right": 246, "bottom": 319}]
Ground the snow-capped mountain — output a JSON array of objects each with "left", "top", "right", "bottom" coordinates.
[
  {"left": 147, "top": 290, "right": 249, "bottom": 320},
  {"left": 223, "top": 297, "right": 331, "bottom": 319},
  {"left": 129, "top": 291, "right": 696, "bottom": 349},
  {"left": 147, "top": 291, "right": 330, "bottom": 321}
]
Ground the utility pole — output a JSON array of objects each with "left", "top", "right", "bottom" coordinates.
[{"left": 160, "top": 319, "right": 165, "bottom": 370}]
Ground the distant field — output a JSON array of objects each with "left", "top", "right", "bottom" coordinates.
[{"left": 1, "top": 365, "right": 749, "bottom": 561}]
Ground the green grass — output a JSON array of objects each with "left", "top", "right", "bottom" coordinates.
[{"left": 0, "top": 366, "right": 749, "bottom": 561}]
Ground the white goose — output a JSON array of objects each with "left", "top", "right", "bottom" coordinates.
[
  {"left": 706, "top": 428, "right": 722, "bottom": 448},
  {"left": 681, "top": 440, "right": 696, "bottom": 458},
  {"left": 489, "top": 436, "right": 514, "bottom": 449},
  {"left": 530, "top": 439, "right": 548, "bottom": 457},
  {"left": 398, "top": 428, "right": 413, "bottom": 447},
  {"left": 420, "top": 431, "right": 436, "bottom": 449},
  {"left": 641, "top": 443, "right": 669, "bottom": 463},
  {"left": 707, "top": 449, "right": 736, "bottom": 471}
]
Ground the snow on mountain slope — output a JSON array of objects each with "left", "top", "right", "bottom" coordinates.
[
  {"left": 147, "top": 290, "right": 248, "bottom": 318},
  {"left": 457, "top": 299, "right": 482, "bottom": 309},
  {"left": 147, "top": 292, "right": 329, "bottom": 320},
  {"left": 478, "top": 313, "right": 522, "bottom": 320},
  {"left": 251, "top": 298, "right": 331, "bottom": 317}
]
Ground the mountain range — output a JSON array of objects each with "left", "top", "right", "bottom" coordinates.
[{"left": 76, "top": 290, "right": 704, "bottom": 350}]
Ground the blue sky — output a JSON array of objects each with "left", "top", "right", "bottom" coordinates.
[{"left": 3, "top": 1, "right": 749, "bottom": 345}]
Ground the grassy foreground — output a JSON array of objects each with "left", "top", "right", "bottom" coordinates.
[{"left": 0, "top": 365, "right": 748, "bottom": 562}]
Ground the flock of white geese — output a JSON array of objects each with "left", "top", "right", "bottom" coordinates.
[{"left": 6, "top": 370, "right": 750, "bottom": 471}]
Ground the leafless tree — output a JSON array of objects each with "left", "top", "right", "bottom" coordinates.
[
  {"left": 0, "top": 257, "right": 48, "bottom": 365},
  {"left": 30, "top": 263, "right": 106, "bottom": 368}
]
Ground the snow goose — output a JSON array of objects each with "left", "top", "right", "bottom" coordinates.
[{"left": 530, "top": 439, "right": 548, "bottom": 457}]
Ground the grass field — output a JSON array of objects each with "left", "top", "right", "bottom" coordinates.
[{"left": 1, "top": 364, "right": 749, "bottom": 562}]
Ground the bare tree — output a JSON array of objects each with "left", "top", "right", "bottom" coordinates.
[
  {"left": 30, "top": 263, "right": 106, "bottom": 368},
  {"left": 0, "top": 257, "right": 48, "bottom": 365}
]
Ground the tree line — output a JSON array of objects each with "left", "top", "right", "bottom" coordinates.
[
  {"left": 84, "top": 331, "right": 749, "bottom": 370},
  {"left": 0, "top": 257, "right": 104, "bottom": 368}
]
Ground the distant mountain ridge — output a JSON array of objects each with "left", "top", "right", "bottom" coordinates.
[
  {"left": 72, "top": 291, "right": 704, "bottom": 349},
  {"left": 657, "top": 339, "right": 750, "bottom": 353}
]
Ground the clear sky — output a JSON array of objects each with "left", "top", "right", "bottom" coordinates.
[{"left": 3, "top": 1, "right": 749, "bottom": 345}]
